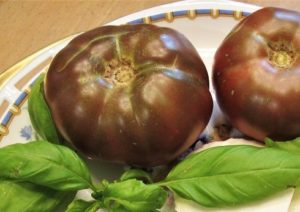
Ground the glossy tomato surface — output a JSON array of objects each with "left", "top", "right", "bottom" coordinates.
[
  {"left": 213, "top": 7, "right": 300, "bottom": 141},
  {"left": 45, "top": 24, "right": 213, "bottom": 167}
]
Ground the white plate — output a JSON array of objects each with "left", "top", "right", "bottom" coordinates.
[{"left": 0, "top": 0, "right": 299, "bottom": 211}]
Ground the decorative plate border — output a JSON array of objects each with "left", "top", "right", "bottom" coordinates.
[
  {"left": 127, "top": 9, "right": 250, "bottom": 24},
  {"left": 0, "top": 8, "right": 250, "bottom": 141}
]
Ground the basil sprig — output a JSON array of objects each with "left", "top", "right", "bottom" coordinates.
[
  {"left": 3, "top": 137, "right": 300, "bottom": 211},
  {"left": 0, "top": 141, "right": 166, "bottom": 212},
  {"left": 28, "top": 74, "right": 62, "bottom": 144}
]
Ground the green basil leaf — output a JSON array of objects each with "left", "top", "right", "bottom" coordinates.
[
  {"left": 28, "top": 74, "right": 62, "bottom": 144},
  {"left": 159, "top": 145, "right": 300, "bottom": 207},
  {"left": 120, "top": 169, "right": 153, "bottom": 183},
  {"left": 66, "top": 199, "right": 101, "bottom": 212},
  {"left": 66, "top": 199, "right": 93, "bottom": 212},
  {"left": 0, "top": 141, "right": 95, "bottom": 191},
  {"left": 0, "top": 180, "right": 76, "bottom": 211},
  {"left": 102, "top": 179, "right": 167, "bottom": 212},
  {"left": 265, "top": 137, "right": 300, "bottom": 154},
  {"left": 86, "top": 201, "right": 102, "bottom": 212}
]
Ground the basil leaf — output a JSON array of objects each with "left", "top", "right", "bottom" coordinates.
[
  {"left": 159, "top": 145, "right": 300, "bottom": 207},
  {"left": 28, "top": 74, "right": 62, "bottom": 144},
  {"left": 66, "top": 199, "right": 101, "bottom": 212},
  {"left": 265, "top": 137, "right": 300, "bottom": 154},
  {"left": 120, "top": 169, "right": 153, "bottom": 183},
  {"left": 66, "top": 199, "right": 93, "bottom": 212},
  {"left": 85, "top": 201, "right": 102, "bottom": 212},
  {"left": 102, "top": 179, "right": 167, "bottom": 212},
  {"left": 0, "top": 180, "right": 75, "bottom": 211},
  {"left": 0, "top": 141, "right": 95, "bottom": 191}
]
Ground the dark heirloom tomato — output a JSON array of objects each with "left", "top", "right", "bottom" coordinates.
[
  {"left": 45, "top": 24, "right": 212, "bottom": 167},
  {"left": 213, "top": 8, "right": 300, "bottom": 141}
]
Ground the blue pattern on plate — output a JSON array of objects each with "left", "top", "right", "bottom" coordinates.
[{"left": 20, "top": 125, "right": 33, "bottom": 140}]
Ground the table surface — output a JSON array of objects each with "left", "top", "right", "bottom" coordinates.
[{"left": 0, "top": 0, "right": 299, "bottom": 73}]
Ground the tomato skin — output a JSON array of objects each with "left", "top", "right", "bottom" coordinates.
[
  {"left": 213, "top": 7, "right": 300, "bottom": 141},
  {"left": 45, "top": 24, "right": 213, "bottom": 167}
]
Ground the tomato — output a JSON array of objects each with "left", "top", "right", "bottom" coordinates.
[
  {"left": 45, "top": 24, "right": 213, "bottom": 167},
  {"left": 213, "top": 7, "right": 300, "bottom": 141}
]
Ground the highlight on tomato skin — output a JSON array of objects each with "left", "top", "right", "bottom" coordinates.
[
  {"left": 213, "top": 7, "right": 300, "bottom": 142},
  {"left": 44, "top": 24, "right": 213, "bottom": 167}
]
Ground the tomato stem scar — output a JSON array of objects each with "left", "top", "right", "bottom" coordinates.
[{"left": 267, "top": 40, "right": 297, "bottom": 70}]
